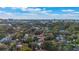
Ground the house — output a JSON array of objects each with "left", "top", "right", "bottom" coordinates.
[
  {"left": 0, "top": 36, "right": 13, "bottom": 43},
  {"left": 21, "top": 34, "right": 29, "bottom": 41}
]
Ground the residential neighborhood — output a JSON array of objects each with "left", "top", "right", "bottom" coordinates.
[{"left": 0, "top": 19, "right": 79, "bottom": 51}]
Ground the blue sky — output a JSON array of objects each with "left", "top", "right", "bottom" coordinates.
[{"left": 0, "top": 7, "right": 79, "bottom": 19}]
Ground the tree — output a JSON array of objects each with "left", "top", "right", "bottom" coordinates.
[
  {"left": 26, "top": 37, "right": 33, "bottom": 43},
  {"left": 62, "top": 45, "right": 73, "bottom": 51},
  {"left": 19, "top": 43, "right": 32, "bottom": 51},
  {"left": 33, "top": 36, "right": 39, "bottom": 42},
  {"left": 0, "top": 43, "right": 8, "bottom": 51},
  {"left": 0, "top": 33, "right": 6, "bottom": 39},
  {"left": 43, "top": 41, "right": 58, "bottom": 51},
  {"left": 45, "top": 34, "right": 54, "bottom": 41}
]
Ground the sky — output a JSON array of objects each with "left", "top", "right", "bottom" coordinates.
[{"left": 0, "top": 7, "right": 79, "bottom": 19}]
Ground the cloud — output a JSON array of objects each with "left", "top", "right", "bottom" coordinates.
[
  {"left": 74, "top": 12, "right": 79, "bottom": 14},
  {"left": 20, "top": 7, "right": 53, "bottom": 15},
  {"left": 62, "top": 9, "right": 75, "bottom": 12},
  {"left": 53, "top": 14, "right": 79, "bottom": 19},
  {"left": 62, "top": 9, "right": 79, "bottom": 14},
  {"left": 0, "top": 7, "right": 79, "bottom": 19}
]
